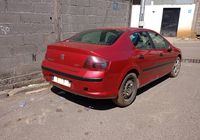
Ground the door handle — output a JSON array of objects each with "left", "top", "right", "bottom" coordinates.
[
  {"left": 160, "top": 53, "right": 164, "bottom": 57},
  {"left": 138, "top": 55, "right": 144, "bottom": 59}
]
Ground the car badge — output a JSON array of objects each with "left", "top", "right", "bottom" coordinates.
[{"left": 60, "top": 54, "right": 65, "bottom": 60}]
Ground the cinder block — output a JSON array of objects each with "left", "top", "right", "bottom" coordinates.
[
  {"left": 42, "top": 0, "right": 53, "bottom": 3},
  {"left": 8, "top": 2, "right": 34, "bottom": 13},
  {"left": 68, "top": 6, "right": 84, "bottom": 15},
  {"left": 0, "top": 46, "right": 13, "bottom": 58},
  {"left": 84, "top": 7, "right": 94, "bottom": 15},
  {"left": 95, "top": 16, "right": 104, "bottom": 24},
  {"left": 12, "top": 44, "right": 38, "bottom": 55},
  {"left": 61, "top": 14, "right": 71, "bottom": 24},
  {"left": 83, "top": 24, "right": 96, "bottom": 30},
  {"left": 0, "top": 57, "right": 15, "bottom": 74},
  {"left": 71, "top": 22, "right": 89, "bottom": 32},
  {"left": 90, "top": 0, "right": 100, "bottom": 7},
  {"left": 70, "top": 15, "right": 88, "bottom": 24},
  {"left": 12, "top": 24, "right": 35, "bottom": 34},
  {"left": 96, "top": 0, "right": 106, "bottom": 8},
  {"left": 60, "top": 0, "right": 70, "bottom": 5},
  {"left": 23, "top": 34, "right": 43, "bottom": 46},
  {"left": 62, "top": 24, "right": 73, "bottom": 32},
  {"left": 8, "top": 0, "right": 32, "bottom": 3},
  {"left": 33, "top": 3, "right": 53, "bottom": 14},
  {"left": 32, "top": 24, "right": 53, "bottom": 33},
  {"left": 20, "top": 13, "right": 52, "bottom": 24},
  {"left": 12, "top": 23, "right": 53, "bottom": 34},
  {"left": 23, "top": 54, "right": 35, "bottom": 65},
  {"left": 61, "top": 4, "right": 69, "bottom": 14},
  {"left": 84, "top": 7, "right": 97, "bottom": 15},
  {"left": 12, "top": 55, "right": 27, "bottom": 68},
  {"left": 0, "top": 1, "right": 6, "bottom": 11},
  {"left": 0, "top": 13, "right": 20, "bottom": 23},
  {"left": 31, "top": 0, "right": 43, "bottom": 2},
  {"left": 77, "top": 0, "right": 90, "bottom": 7},
  {"left": 96, "top": 8, "right": 106, "bottom": 16},
  {"left": 88, "top": 15, "right": 96, "bottom": 24},
  {"left": 69, "top": 0, "right": 78, "bottom": 6},
  {"left": 71, "top": 24, "right": 87, "bottom": 32},
  {"left": 120, "top": 3, "right": 129, "bottom": 10},
  {"left": 70, "top": 24, "right": 78, "bottom": 32},
  {"left": 107, "top": 10, "right": 114, "bottom": 17},
  {"left": 0, "top": 35, "right": 24, "bottom": 46}
]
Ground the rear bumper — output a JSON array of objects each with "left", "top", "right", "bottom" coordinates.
[
  {"left": 42, "top": 66, "right": 117, "bottom": 99},
  {"left": 42, "top": 66, "right": 102, "bottom": 82}
]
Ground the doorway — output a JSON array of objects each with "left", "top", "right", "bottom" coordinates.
[{"left": 160, "top": 8, "right": 180, "bottom": 37}]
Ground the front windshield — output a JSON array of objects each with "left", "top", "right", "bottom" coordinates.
[{"left": 69, "top": 29, "right": 124, "bottom": 45}]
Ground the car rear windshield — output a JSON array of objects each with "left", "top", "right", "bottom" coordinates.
[{"left": 69, "top": 29, "right": 124, "bottom": 45}]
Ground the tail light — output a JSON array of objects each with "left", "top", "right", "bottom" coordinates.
[{"left": 84, "top": 56, "right": 109, "bottom": 71}]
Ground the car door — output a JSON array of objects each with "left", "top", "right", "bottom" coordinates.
[
  {"left": 129, "top": 31, "right": 160, "bottom": 86},
  {"left": 148, "top": 31, "right": 175, "bottom": 77}
]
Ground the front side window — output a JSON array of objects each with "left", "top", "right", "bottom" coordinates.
[
  {"left": 130, "top": 32, "right": 152, "bottom": 49},
  {"left": 69, "top": 30, "right": 124, "bottom": 45},
  {"left": 148, "top": 32, "right": 169, "bottom": 49}
]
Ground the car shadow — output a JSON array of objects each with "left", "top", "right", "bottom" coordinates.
[
  {"left": 137, "top": 75, "right": 170, "bottom": 96},
  {"left": 51, "top": 86, "right": 115, "bottom": 110},
  {"left": 51, "top": 75, "right": 170, "bottom": 110}
]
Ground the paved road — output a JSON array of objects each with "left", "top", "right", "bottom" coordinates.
[
  {"left": 169, "top": 38, "right": 200, "bottom": 59},
  {"left": 0, "top": 64, "right": 200, "bottom": 140},
  {"left": 0, "top": 40, "right": 200, "bottom": 140},
  {"left": 176, "top": 43, "right": 200, "bottom": 59}
]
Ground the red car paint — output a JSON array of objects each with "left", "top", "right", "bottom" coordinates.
[{"left": 42, "top": 28, "right": 181, "bottom": 99}]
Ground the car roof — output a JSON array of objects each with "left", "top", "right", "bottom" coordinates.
[{"left": 95, "top": 27, "right": 152, "bottom": 32}]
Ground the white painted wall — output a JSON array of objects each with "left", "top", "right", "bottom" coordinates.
[
  {"left": 178, "top": 4, "right": 195, "bottom": 31},
  {"left": 131, "top": 4, "right": 195, "bottom": 35}
]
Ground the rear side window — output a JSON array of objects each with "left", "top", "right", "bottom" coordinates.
[
  {"left": 69, "top": 30, "right": 124, "bottom": 45},
  {"left": 148, "top": 32, "right": 169, "bottom": 49},
  {"left": 130, "top": 32, "right": 152, "bottom": 49},
  {"left": 81, "top": 31, "right": 101, "bottom": 43}
]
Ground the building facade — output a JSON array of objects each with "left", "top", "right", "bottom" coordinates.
[{"left": 131, "top": 0, "right": 200, "bottom": 37}]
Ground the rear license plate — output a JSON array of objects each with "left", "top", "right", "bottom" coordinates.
[{"left": 52, "top": 76, "right": 71, "bottom": 87}]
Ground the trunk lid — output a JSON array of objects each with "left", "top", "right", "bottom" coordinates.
[{"left": 45, "top": 41, "right": 106, "bottom": 68}]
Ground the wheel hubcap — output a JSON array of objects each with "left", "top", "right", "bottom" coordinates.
[
  {"left": 122, "top": 79, "right": 136, "bottom": 99},
  {"left": 173, "top": 58, "right": 181, "bottom": 75}
]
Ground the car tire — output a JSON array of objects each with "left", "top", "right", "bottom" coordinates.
[
  {"left": 170, "top": 57, "right": 181, "bottom": 78},
  {"left": 112, "top": 73, "right": 138, "bottom": 107}
]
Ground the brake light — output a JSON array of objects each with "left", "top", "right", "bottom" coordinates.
[{"left": 84, "top": 56, "right": 109, "bottom": 71}]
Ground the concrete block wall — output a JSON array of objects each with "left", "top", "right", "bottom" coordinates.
[
  {"left": 195, "top": 0, "right": 200, "bottom": 35},
  {"left": 0, "top": 0, "right": 57, "bottom": 90},
  {"left": 0, "top": 0, "right": 130, "bottom": 90},
  {"left": 60, "top": 0, "right": 130, "bottom": 39}
]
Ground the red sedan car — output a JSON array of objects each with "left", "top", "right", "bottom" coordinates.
[{"left": 42, "top": 28, "right": 181, "bottom": 107}]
